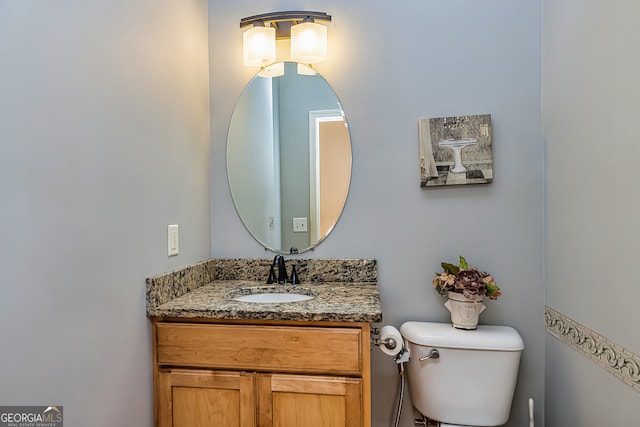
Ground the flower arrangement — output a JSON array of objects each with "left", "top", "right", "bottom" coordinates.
[{"left": 432, "top": 255, "right": 502, "bottom": 300}]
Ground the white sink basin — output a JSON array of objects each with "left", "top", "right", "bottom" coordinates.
[
  {"left": 230, "top": 286, "right": 315, "bottom": 303},
  {"left": 233, "top": 293, "right": 314, "bottom": 303}
]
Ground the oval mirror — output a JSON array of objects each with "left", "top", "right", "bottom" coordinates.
[{"left": 227, "top": 62, "right": 352, "bottom": 254}]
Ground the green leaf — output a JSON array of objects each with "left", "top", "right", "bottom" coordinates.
[
  {"left": 485, "top": 281, "right": 500, "bottom": 296},
  {"left": 441, "top": 262, "right": 459, "bottom": 274},
  {"left": 458, "top": 255, "right": 468, "bottom": 270}
]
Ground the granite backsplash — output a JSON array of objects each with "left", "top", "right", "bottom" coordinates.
[{"left": 146, "top": 258, "right": 378, "bottom": 310}]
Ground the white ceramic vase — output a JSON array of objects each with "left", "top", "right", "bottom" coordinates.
[{"left": 444, "top": 291, "right": 486, "bottom": 330}]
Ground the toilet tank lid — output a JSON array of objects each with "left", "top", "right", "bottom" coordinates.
[{"left": 400, "top": 321, "right": 524, "bottom": 351}]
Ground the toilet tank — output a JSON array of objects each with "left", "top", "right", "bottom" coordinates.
[{"left": 400, "top": 321, "right": 524, "bottom": 427}]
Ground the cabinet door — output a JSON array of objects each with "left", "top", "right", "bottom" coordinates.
[
  {"left": 257, "top": 373, "right": 362, "bottom": 427},
  {"left": 157, "top": 369, "right": 256, "bottom": 427}
]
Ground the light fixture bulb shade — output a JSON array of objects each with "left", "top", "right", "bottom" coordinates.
[
  {"left": 243, "top": 25, "right": 276, "bottom": 67},
  {"left": 290, "top": 21, "right": 327, "bottom": 64}
]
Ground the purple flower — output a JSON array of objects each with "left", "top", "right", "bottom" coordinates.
[{"left": 456, "top": 268, "right": 487, "bottom": 298}]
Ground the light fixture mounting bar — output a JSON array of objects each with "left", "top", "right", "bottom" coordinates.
[{"left": 240, "top": 11, "right": 332, "bottom": 28}]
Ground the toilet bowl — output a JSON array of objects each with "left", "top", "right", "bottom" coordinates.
[{"left": 400, "top": 321, "right": 524, "bottom": 427}]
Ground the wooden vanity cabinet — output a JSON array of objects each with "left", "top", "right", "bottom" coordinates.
[{"left": 152, "top": 319, "right": 371, "bottom": 427}]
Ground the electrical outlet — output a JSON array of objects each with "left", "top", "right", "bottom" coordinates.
[
  {"left": 168, "top": 224, "right": 179, "bottom": 256},
  {"left": 293, "top": 217, "right": 307, "bottom": 232}
]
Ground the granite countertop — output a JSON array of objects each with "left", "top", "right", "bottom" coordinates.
[
  {"left": 146, "top": 258, "right": 383, "bottom": 323},
  {"left": 147, "top": 280, "right": 382, "bottom": 323}
]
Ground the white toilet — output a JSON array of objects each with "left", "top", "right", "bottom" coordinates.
[{"left": 400, "top": 321, "right": 524, "bottom": 427}]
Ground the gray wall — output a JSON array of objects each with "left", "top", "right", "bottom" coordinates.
[
  {"left": 0, "top": 2, "right": 211, "bottom": 426},
  {"left": 543, "top": 0, "right": 640, "bottom": 424},
  {"left": 210, "top": 2, "right": 543, "bottom": 426}
]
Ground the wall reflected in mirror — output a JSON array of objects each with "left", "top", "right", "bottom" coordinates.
[{"left": 227, "top": 62, "right": 352, "bottom": 254}]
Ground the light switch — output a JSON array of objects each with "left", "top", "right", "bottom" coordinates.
[
  {"left": 168, "top": 224, "right": 179, "bottom": 256},
  {"left": 293, "top": 217, "right": 307, "bottom": 232}
]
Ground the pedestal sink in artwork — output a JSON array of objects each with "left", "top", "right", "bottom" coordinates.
[{"left": 438, "top": 138, "right": 477, "bottom": 173}]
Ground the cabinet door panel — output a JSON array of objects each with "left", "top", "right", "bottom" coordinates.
[
  {"left": 257, "top": 374, "right": 362, "bottom": 427},
  {"left": 157, "top": 369, "right": 255, "bottom": 427},
  {"left": 173, "top": 387, "right": 238, "bottom": 427}
]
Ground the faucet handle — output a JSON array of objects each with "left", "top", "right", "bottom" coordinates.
[
  {"left": 289, "top": 265, "right": 300, "bottom": 284},
  {"left": 266, "top": 265, "right": 277, "bottom": 284}
]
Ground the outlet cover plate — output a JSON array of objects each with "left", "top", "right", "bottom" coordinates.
[{"left": 293, "top": 217, "right": 307, "bottom": 233}]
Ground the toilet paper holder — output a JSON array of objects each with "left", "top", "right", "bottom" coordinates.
[
  {"left": 371, "top": 327, "right": 399, "bottom": 350},
  {"left": 371, "top": 327, "right": 394, "bottom": 349}
]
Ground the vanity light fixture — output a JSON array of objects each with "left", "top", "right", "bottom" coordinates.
[
  {"left": 240, "top": 11, "right": 331, "bottom": 68},
  {"left": 290, "top": 18, "right": 327, "bottom": 64},
  {"left": 242, "top": 22, "right": 276, "bottom": 67}
]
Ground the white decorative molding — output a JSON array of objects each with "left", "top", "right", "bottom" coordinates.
[{"left": 545, "top": 306, "right": 640, "bottom": 393}]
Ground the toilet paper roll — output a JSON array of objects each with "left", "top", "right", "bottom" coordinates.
[{"left": 379, "top": 325, "right": 403, "bottom": 356}]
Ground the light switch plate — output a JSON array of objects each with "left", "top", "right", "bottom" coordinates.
[
  {"left": 293, "top": 217, "right": 307, "bottom": 232},
  {"left": 168, "top": 224, "right": 179, "bottom": 256}
]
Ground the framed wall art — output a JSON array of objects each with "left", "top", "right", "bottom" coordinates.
[{"left": 419, "top": 114, "right": 493, "bottom": 187}]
